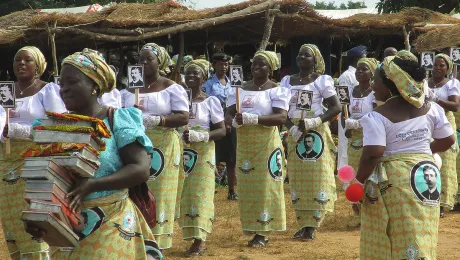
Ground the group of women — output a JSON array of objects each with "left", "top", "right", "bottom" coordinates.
[{"left": 0, "top": 41, "right": 457, "bottom": 260}]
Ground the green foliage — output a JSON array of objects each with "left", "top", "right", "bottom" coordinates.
[
  {"left": 312, "top": 1, "right": 367, "bottom": 10},
  {"left": 376, "top": 0, "right": 460, "bottom": 13}
]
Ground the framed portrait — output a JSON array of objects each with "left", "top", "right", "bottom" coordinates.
[
  {"left": 410, "top": 161, "right": 440, "bottom": 206},
  {"left": 128, "top": 65, "right": 145, "bottom": 89},
  {"left": 295, "top": 130, "right": 324, "bottom": 161},
  {"left": 0, "top": 81, "right": 15, "bottom": 108},
  {"left": 336, "top": 86, "right": 350, "bottom": 105},
  {"left": 451, "top": 47, "right": 460, "bottom": 66},
  {"left": 420, "top": 52, "right": 435, "bottom": 71},
  {"left": 229, "top": 65, "right": 243, "bottom": 87},
  {"left": 54, "top": 76, "right": 61, "bottom": 86},
  {"left": 296, "top": 90, "right": 313, "bottom": 111}
]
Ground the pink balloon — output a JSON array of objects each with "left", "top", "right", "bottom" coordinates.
[
  {"left": 337, "top": 165, "right": 356, "bottom": 183},
  {"left": 345, "top": 184, "right": 364, "bottom": 202}
]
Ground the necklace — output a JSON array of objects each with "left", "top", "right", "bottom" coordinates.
[
  {"left": 358, "top": 85, "right": 371, "bottom": 98},
  {"left": 432, "top": 78, "right": 446, "bottom": 89},
  {"left": 192, "top": 92, "right": 205, "bottom": 101},
  {"left": 298, "top": 73, "right": 312, "bottom": 82},
  {"left": 17, "top": 79, "right": 36, "bottom": 95},
  {"left": 92, "top": 105, "right": 104, "bottom": 118},
  {"left": 386, "top": 95, "right": 400, "bottom": 102},
  {"left": 147, "top": 77, "right": 160, "bottom": 88},
  {"left": 253, "top": 80, "right": 269, "bottom": 90}
]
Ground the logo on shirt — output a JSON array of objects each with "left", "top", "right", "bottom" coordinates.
[
  {"left": 241, "top": 95, "right": 257, "bottom": 108},
  {"left": 351, "top": 99, "right": 363, "bottom": 114}
]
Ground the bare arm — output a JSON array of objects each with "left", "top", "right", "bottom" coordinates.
[
  {"left": 431, "top": 135, "right": 455, "bottom": 154},
  {"left": 355, "top": 145, "right": 385, "bottom": 183},
  {"left": 209, "top": 121, "right": 226, "bottom": 141},
  {"left": 437, "top": 95, "right": 460, "bottom": 112},
  {"left": 257, "top": 107, "right": 288, "bottom": 126},
  {"left": 321, "top": 95, "right": 342, "bottom": 122},
  {"left": 164, "top": 111, "right": 189, "bottom": 128}
]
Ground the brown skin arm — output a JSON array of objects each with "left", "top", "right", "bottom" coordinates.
[
  {"left": 164, "top": 111, "right": 189, "bottom": 128},
  {"left": 67, "top": 141, "right": 151, "bottom": 211},
  {"left": 183, "top": 121, "right": 226, "bottom": 143},
  {"left": 431, "top": 135, "right": 455, "bottom": 154},
  {"left": 355, "top": 145, "right": 385, "bottom": 183},
  {"left": 225, "top": 105, "right": 237, "bottom": 132},
  {"left": 298, "top": 95, "right": 342, "bottom": 131},
  {"left": 437, "top": 95, "right": 460, "bottom": 112}
]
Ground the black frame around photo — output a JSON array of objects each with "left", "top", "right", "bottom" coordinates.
[
  {"left": 229, "top": 65, "right": 243, "bottom": 87},
  {"left": 127, "top": 65, "right": 145, "bottom": 89},
  {"left": 0, "top": 81, "right": 15, "bottom": 109}
]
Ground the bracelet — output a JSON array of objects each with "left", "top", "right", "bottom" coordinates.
[{"left": 160, "top": 116, "right": 166, "bottom": 127}]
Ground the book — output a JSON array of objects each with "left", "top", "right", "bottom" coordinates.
[
  {"left": 21, "top": 160, "right": 73, "bottom": 185},
  {"left": 40, "top": 118, "right": 94, "bottom": 128},
  {"left": 52, "top": 156, "right": 98, "bottom": 178},
  {"left": 29, "top": 200, "right": 71, "bottom": 227},
  {"left": 26, "top": 179, "right": 71, "bottom": 194},
  {"left": 33, "top": 130, "right": 101, "bottom": 151},
  {"left": 21, "top": 210, "right": 79, "bottom": 247},
  {"left": 24, "top": 182, "right": 68, "bottom": 202}
]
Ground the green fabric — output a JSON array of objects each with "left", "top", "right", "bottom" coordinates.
[
  {"left": 347, "top": 128, "right": 363, "bottom": 171},
  {"left": 439, "top": 111, "right": 458, "bottom": 209}
]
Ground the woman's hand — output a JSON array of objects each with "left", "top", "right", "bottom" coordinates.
[
  {"left": 25, "top": 223, "right": 46, "bottom": 240},
  {"left": 235, "top": 113, "right": 243, "bottom": 125},
  {"left": 345, "top": 129, "right": 352, "bottom": 138},
  {"left": 67, "top": 177, "right": 95, "bottom": 212},
  {"left": 183, "top": 129, "right": 190, "bottom": 143},
  {"left": 351, "top": 204, "right": 360, "bottom": 215}
]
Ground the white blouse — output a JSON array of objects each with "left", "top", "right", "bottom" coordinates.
[
  {"left": 361, "top": 103, "right": 453, "bottom": 156},
  {"left": 427, "top": 78, "right": 460, "bottom": 101},
  {"left": 99, "top": 89, "right": 122, "bottom": 108},
  {"left": 122, "top": 84, "right": 189, "bottom": 115},
  {"left": 226, "top": 86, "right": 290, "bottom": 115},
  {"left": 280, "top": 75, "right": 336, "bottom": 119},
  {"left": 349, "top": 89, "right": 375, "bottom": 119},
  {"left": 188, "top": 96, "right": 224, "bottom": 130}
]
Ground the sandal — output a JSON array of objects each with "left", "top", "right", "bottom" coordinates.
[
  {"left": 227, "top": 190, "right": 238, "bottom": 200},
  {"left": 247, "top": 235, "right": 268, "bottom": 248},
  {"left": 293, "top": 228, "right": 305, "bottom": 239},
  {"left": 186, "top": 247, "right": 207, "bottom": 257}
]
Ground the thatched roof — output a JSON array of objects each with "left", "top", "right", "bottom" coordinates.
[
  {"left": 414, "top": 25, "right": 460, "bottom": 52},
  {"left": 0, "top": 0, "right": 458, "bottom": 50}
]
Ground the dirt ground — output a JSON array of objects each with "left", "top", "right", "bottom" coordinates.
[{"left": 0, "top": 182, "right": 459, "bottom": 259}]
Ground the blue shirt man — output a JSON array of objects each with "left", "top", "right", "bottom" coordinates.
[{"left": 202, "top": 53, "right": 232, "bottom": 105}]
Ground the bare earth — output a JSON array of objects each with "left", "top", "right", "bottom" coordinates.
[{"left": 0, "top": 182, "right": 459, "bottom": 259}]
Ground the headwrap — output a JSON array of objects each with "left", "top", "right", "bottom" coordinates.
[
  {"left": 253, "top": 50, "right": 280, "bottom": 71},
  {"left": 62, "top": 48, "right": 116, "bottom": 97},
  {"left": 196, "top": 55, "right": 207, "bottom": 60},
  {"left": 435, "top": 53, "right": 453, "bottom": 76},
  {"left": 184, "top": 59, "right": 211, "bottom": 80},
  {"left": 141, "top": 43, "right": 171, "bottom": 74},
  {"left": 396, "top": 50, "right": 418, "bottom": 62},
  {"left": 357, "top": 58, "right": 379, "bottom": 76},
  {"left": 347, "top": 45, "right": 367, "bottom": 57},
  {"left": 182, "top": 55, "right": 193, "bottom": 67},
  {"left": 15, "top": 46, "right": 47, "bottom": 77},
  {"left": 382, "top": 55, "right": 425, "bottom": 108},
  {"left": 300, "top": 44, "right": 325, "bottom": 74}
]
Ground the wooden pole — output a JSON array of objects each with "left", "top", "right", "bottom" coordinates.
[
  {"left": 338, "top": 39, "right": 343, "bottom": 75},
  {"left": 172, "top": 32, "right": 184, "bottom": 83},
  {"left": 47, "top": 21, "right": 59, "bottom": 77},
  {"left": 343, "top": 104, "right": 349, "bottom": 119},
  {"left": 259, "top": 3, "right": 279, "bottom": 51},
  {"left": 236, "top": 87, "right": 240, "bottom": 113},
  {"left": 5, "top": 109, "right": 10, "bottom": 154},
  {"left": 135, "top": 89, "right": 139, "bottom": 106},
  {"left": 402, "top": 25, "right": 411, "bottom": 51}
]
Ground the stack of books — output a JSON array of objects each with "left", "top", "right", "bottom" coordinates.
[{"left": 20, "top": 113, "right": 108, "bottom": 247}]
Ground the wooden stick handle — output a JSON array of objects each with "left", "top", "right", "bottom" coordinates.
[
  {"left": 235, "top": 87, "right": 240, "bottom": 113},
  {"left": 343, "top": 104, "right": 349, "bottom": 119},
  {"left": 6, "top": 108, "right": 10, "bottom": 154},
  {"left": 135, "top": 88, "right": 139, "bottom": 106}
]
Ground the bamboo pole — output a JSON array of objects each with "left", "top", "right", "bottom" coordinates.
[
  {"left": 47, "top": 21, "right": 59, "bottom": 77},
  {"left": 402, "top": 25, "right": 411, "bottom": 51},
  {"left": 5, "top": 109, "right": 10, "bottom": 154},
  {"left": 259, "top": 3, "right": 279, "bottom": 51},
  {"left": 172, "top": 32, "right": 184, "bottom": 83}
]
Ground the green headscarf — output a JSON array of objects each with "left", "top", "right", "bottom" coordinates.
[
  {"left": 382, "top": 54, "right": 425, "bottom": 108},
  {"left": 435, "top": 53, "right": 453, "bottom": 76},
  {"left": 15, "top": 46, "right": 47, "bottom": 77},
  {"left": 141, "top": 43, "right": 171, "bottom": 75},
  {"left": 184, "top": 59, "right": 211, "bottom": 80},
  {"left": 62, "top": 48, "right": 115, "bottom": 97},
  {"left": 253, "top": 50, "right": 280, "bottom": 71},
  {"left": 358, "top": 58, "right": 379, "bottom": 76},
  {"left": 300, "top": 44, "right": 325, "bottom": 75}
]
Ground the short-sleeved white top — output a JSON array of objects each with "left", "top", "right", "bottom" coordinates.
[
  {"left": 360, "top": 103, "right": 453, "bottom": 156},
  {"left": 428, "top": 78, "right": 460, "bottom": 101},
  {"left": 188, "top": 96, "right": 224, "bottom": 130},
  {"left": 99, "top": 88, "right": 122, "bottom": 108},
  {"left": 226, "top": 86, "right": 290, "bottom": 115},
  {"left": 349, "top": 88, "right": 375, "bottom": 119},
  {"left": 9, "top": 82, "right": 67, "bottom": 125},
  {"left": 122, "top": 84, "right": 189, "bottom": 115},
  {"left": 280, "top": 75, "right": 336, "bottom": 119}
]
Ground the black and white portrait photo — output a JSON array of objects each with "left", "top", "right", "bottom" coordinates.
[
  {"left": 296, "top": 90, "right": 313, "bottom": 110},
  {"left": 410, "top": 161, "right": 441, "bottom": 206},
  {"left": 421, "top": 52, "right": 434, "bottom": 71},
  {"left": 128, "top": 65, "right": 144, "bottom": 88},
  {"left": 54, "top": 76, "right": 61, "bottom": 86},
  {"left": 0, "top": 82, "right": 15, "bottom": 108},
  {"left": 451, "top": 48, "right": 460, "bottom": 65},
  {"left": 230, "top": 65, "right": 243, "bottom": 87},
  {"left": 336, "top": 86, "right": 350, "bottom": 104},
  {"left": 420, "top": 165, "right": 440, "bottom": 201}
]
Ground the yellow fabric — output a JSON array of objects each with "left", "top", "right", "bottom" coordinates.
[
  {"left": 396, "top": 50, "right": 418, "bottom": 62},
  {"left": 435, "top": 53, "right": 453, "bottom": 75},
  {"left": 141, "top": 43, "right": 171, "bottom": 74},
  {"left": 358, "top": 58, "right": 379, "bottom": 76},
  {"left": 62, "top": 48, "right": 115, "bottom": 97},
  {"left": 383, "top": 55, "right": 425, "bottom": 108},
  {"left": 15, "top": 46, "right": 47, "bottom": 77},
  {"left": 184, "top": 59, "right": 211, "bottom": 80},
  {"left": 253, "top": 50, "right": 280, "bottom": 71},
  {"left": 300, "top": 44, "right": 325, "bottom": 75}
]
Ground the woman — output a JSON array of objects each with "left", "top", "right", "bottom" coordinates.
[
  {"left": 226, "top": 51, "right": 290, "bottom": 247},
  {"left": 356, "top": 52, "right": 454, "bottom": 259},
  {"left": 123, "top": 43, "right": 189, "bottom": 250},
  {"left": 0, "top": 46, "right": 66, "bottom": 259},
  {"left": 426, "top": 54, "right": 460, "bottom": 216},
  {"left": 343, "top": 58, "right": 378, "bottom": 171},
  {"left": 179, "top": 59, "right": 226, "bottom": 255},
  {"left": 280, "top": 44, "right": 341, "bottom": 240}
]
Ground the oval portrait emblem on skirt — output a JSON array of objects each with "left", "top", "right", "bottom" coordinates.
[
  {"left": 295, "top": 130, "right": 324, "bottom": 161},
  {"left": 267, "top": 147, "right": 283, "bottom": 181},
  {"left": 149, "top": 148, "right": 165, "bottom": 180},
  {"left": 183, "top": 149, "right": 198, "bottom": 176},
  {"left": 410, "top": 161, "right": 441, "bottom": 206}
]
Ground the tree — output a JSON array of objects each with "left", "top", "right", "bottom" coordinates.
[
  {"left": 0, "top": 0, "right": 191, "bottom": 16},
  {"left": 312, "top": 1, "right": 367, "bottom": 10},
  {"left": 376, "top": 0, "right": 460, "bottom": 14},
  {"left": 347, "top": 1, "right": 366, "bottom": 9}
]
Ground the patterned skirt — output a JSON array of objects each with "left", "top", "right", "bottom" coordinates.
[
  {"left": 145, "top": 128, "right": 181, "bottom": 249},
  {"left": 178, "top": 139, "right": 216, "bottom": 241},
  {"left": 347, "top": 128, "right": 363, "bottom": 171},
  {"left": 439, "top": 111, "right": 458, "bottom": 209},
  {"left": 360, "top": 153, "right": 440, "bottom": 260},
  {"left": 52, "top": 191, "right": 162, "bottom": 260},
  {"left": 287, "top": 122, "right": 337, "bottom": 228},
  {"left": 0, "top": 139, "right": 50, "bottom": 260},
  {"left": 236, "top": 125, "right": 286, "bottom": 235},
  {"left": 453, "top": 110, "right": 460, "bottom": 202}
]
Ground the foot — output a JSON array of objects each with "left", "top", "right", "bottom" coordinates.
[
  {"left": 440, "top": 207, "right": 445, "bottom": 218},
  {"left": 294, "top": 227, "right": 315, "bottom": 241},
  {"left": 293, "top": 227, "right": 305, "bottom": 239},
  {"left": 247, "top": 234, "right": 268, "bottom": 248},
  {"left": 452, "top": 203, "right": 460, "bottom": 212},
  {"left": 227, "top": 190, "right": 238, "bottom": 200},
  {"left": 186, "top": 239, "right": 206, "bottom": 257}
]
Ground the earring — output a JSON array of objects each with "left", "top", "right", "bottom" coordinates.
[{"left": 92, "top": 89, "right": 97, "bottom": 96}]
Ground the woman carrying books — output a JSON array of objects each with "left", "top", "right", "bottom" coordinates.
[
  {"left": 0, "top": 46, "right": 66, "bottom": 259},
  {"left": 29, "top": 48, "right": 163, "bottom": 259}
]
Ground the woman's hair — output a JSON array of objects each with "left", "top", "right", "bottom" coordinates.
[{"left": 379, "top": 57, "right": 426, "bottom": 96}]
